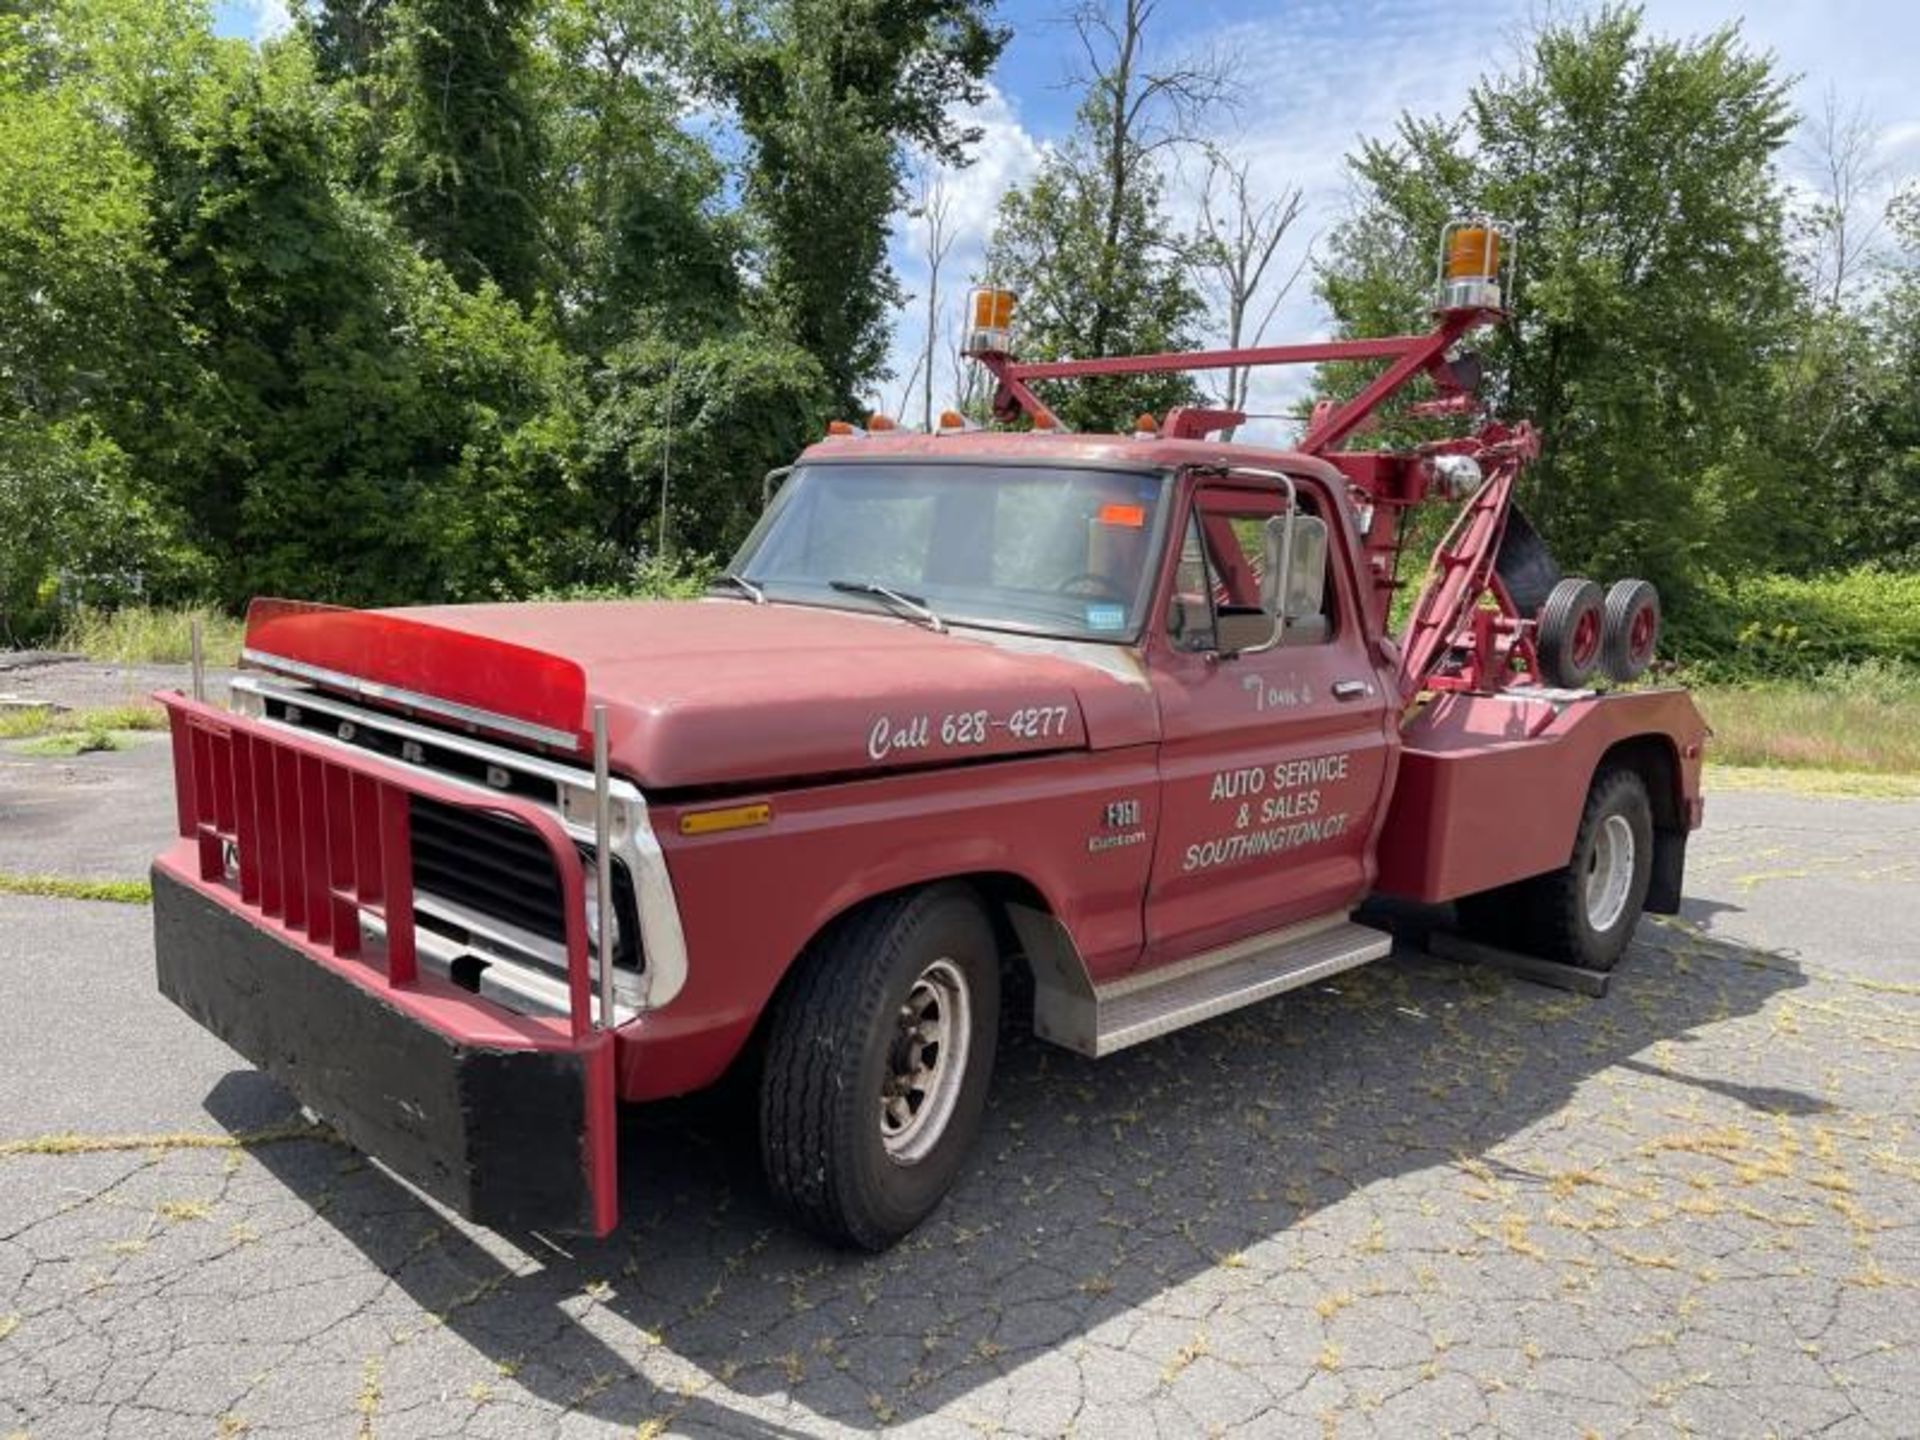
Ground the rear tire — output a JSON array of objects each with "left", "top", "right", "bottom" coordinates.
[
  {"left": 759, "top": 884, "right": 1000, "bottom": 1250},
  {"left": 1536, "top": 577, "right": 1605, "bottom": 688},
  {"left": 1601, "top": 579, "right": 1661, "bottom": 682},
  {"left": 1515, "top": 768, "right": 1654, "bottom": 971}
]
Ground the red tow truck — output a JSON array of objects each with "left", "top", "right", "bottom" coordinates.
[{"left": 152, "top": 222, "right": 1706, "bottom": 1248}]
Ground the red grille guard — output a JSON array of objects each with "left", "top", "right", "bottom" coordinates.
[{"left": 155, "top": 690, "right": 618, "bottom": 1235}]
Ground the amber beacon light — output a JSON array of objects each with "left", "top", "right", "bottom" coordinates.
[
  {"left": 964, "top": 287, "right": 1017, "bottom": 356},
  {"left": 1437, "top": 219, "right": 1508, "bottom": 311}
]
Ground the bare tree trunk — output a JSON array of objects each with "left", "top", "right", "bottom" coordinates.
[
  {"left": 1189, "top": 151, "right": 1308, "bottom": 429},
  {"left": 1067, "top": 0, "right": 1234, "bottom": 357},
  {"left": 913, "top": 171, "right": 957, "bottom": 429}
]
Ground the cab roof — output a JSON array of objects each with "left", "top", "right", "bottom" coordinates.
[{"left": 796, "top": 428, "right": 1347, "bottom": 485}]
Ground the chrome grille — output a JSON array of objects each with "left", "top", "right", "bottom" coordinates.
[{"left": 409, "top": 795, "right": 639, "bottom": 971}]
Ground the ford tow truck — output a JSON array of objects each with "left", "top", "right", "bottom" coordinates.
[{"left": 152, "top": 222, "right": 1706, "bottom": 1248}]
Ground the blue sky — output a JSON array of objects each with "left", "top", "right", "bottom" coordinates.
[{"left": 216, "top": 1, "right": 1920, "bottom": 428}]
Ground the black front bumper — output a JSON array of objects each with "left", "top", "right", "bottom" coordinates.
[{"left": 153, "top": 866, "right": 607, "bottom": 1234}]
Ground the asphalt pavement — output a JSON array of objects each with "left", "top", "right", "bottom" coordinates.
[{"left": 2, "top": 660, "right": 1916, "bottom": 1438}]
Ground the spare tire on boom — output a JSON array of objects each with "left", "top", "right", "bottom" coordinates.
[
  {"left": 1535, "top": 578, "right": 1605, "bottom": 688},
  {"left": 1601, "top": 579, "right": 1661, "bottom": 682}
]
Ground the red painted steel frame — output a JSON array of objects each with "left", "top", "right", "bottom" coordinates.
[
  {"left": 970, "top": 308, "right": 1493, "bottom": 456},
  {"left": 156, "top": 690, "right": 619, "bottom": 1235},
  {"left": 970, "top": 306, "right": 1545, "bottom": 698}
]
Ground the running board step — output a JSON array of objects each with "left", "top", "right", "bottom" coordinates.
[{"left": 1034, "top": 918, "right": 1394, "bottom": 1058}]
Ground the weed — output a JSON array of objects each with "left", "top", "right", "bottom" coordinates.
[
  {"left": 0, "top": 873, "right": 151, "bottom": 904},
  {"left": 0, "top": 703, "right": 163, "bottom": 741},
  {"left": 0, "top": 1121, "right": 333, "bottom": 1158},
  {"left": 1694, "top": 683, "right": 1920, "bottom": 774},
  {"left": 1163, "top": 1330, "right": 1209, "bottom": 1382},
  {"left": 57, "top": 605, "right": 245, "bottom": 667},
  {"left": 17, "top": 729, "right": 128, "bottom": 756}
]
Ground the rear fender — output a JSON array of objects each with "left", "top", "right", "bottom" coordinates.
[{"left": 1374, "top": 687, "right": 1707, "bottom": 904}]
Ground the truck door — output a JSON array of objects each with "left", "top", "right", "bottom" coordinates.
[{"left": 1143, "top": 475, "right": 1395, "bottom": 964}]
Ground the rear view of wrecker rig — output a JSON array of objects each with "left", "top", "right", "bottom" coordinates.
[{"left": 152, "top": 216, "right": 1705, "bottom": 1246}]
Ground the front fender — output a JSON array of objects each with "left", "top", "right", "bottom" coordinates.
[{"left": 613, "top": 747, "right": 1159, "bottom": 1101}]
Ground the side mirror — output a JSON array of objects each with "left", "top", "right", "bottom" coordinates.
[
  {"left": 1270, "top": 514, "right": 1327, "bottom": 623},
  {"left": 761, "top": 465, "right": 793, "bottom": 510},
  {"left": 1237, "top": 511, "right": 1327, "bottom": 656}
]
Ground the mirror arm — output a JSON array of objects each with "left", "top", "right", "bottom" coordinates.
[{"left": 761, "top": 465, "right": 793, "bottom": 509}]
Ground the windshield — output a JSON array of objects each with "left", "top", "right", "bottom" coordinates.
[{"left": 729, "top": 462, "right": 1169, "bottom": 641}]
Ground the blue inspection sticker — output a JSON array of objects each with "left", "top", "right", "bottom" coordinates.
[{"left": 1085, "top": 602, "right": 1128, "bottom": 632}]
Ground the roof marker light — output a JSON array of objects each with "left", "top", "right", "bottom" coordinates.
[
  {"left": 867, "top": 412, "right": 898, "bottom": 432},
  {"left": 937, "top": 409, "right": 971, "bottom": 432},
  {"left": 825, "top": 419, "right": 862, "bottom": 437},
  {"left": 1133, "top": 412, "right": 1159, "bottom": 436}
]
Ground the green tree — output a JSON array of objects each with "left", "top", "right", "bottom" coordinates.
[
  {"left": 985, "top": 154, "right": 1204, "bottom": 431},
  {"left": 583, "top": 331, "right": 831, "bottom": 561},
  {"left": 1313, "top": 6, "right": 1797, "bottom": 599},
  {"left": 381, "top": 0, "right": 544, "bottom": 303},
  {"left": 699, "top": 0, "right": 1007, "bottom": 409},
  {"left": 0, "top": 0, "right": 213, "bottom": 632},
  {"left": 537, "top": 0, "right": 741, "bottom": 352}
]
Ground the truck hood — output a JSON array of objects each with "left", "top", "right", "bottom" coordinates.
[{"left": 258, "top": 599, "right": 1158, "bottom": 789}]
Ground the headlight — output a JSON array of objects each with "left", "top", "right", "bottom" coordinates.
[{"left": 583, "top": 864, "right": 623, "bottom": 957}]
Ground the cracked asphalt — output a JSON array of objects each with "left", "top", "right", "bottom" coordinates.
[{"left": 3, "top": 660, "right": 1918, "bottom": 1438}]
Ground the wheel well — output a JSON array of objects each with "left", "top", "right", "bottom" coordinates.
[
  {"left": 1597, "top": 732, "right": 1688, "bottom": 914},
  {"left": 725, "top": 873, "right": 1083, "bottom": 1091},
  {"left": 1598, "top": 733, "right": 1681, "bottom": 830}
]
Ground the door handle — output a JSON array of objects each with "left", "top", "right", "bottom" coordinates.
[{"left": 1332, "top": 679, "right": 1372, "bottom": 701}]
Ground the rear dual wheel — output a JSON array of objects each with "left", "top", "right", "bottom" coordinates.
[{"left": 759, "top": 885, "right": 1000, "bottom": 1250}]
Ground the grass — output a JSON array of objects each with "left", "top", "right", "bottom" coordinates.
[
  {"left": 0, "top": 873, "right": 152, "bottom": 905},
  {"left": 1692, "top": 660, "right": 1920, "bottom": 776},
  {"left": 1705, "top": 765, "right": 1920, "bottom": 799},
  {"left": 55, "top": 604, "right": 244, "bottom": 667},
  {"left": 0, "top": 1121, "right": 331, "bottom": 1158},
  {"left": 0, "top": 703, "right": 165, "bottom": 742},
  {"left": 16, "top": 730, "right": 132, "bottom": 757}
]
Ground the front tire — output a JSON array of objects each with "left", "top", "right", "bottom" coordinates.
[{"left": 759, "top": 885, "right": 1000, "bottom": 1249}]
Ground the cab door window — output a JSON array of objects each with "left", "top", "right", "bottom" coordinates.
[{"left": 1165, "top": 489, "right": 1336, "bottom": 652}]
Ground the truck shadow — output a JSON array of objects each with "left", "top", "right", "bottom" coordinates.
[{"left": 208, "top": 918, "right": 1808, "bottom": 1436}]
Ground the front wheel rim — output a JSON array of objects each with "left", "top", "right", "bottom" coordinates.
[
  {"left": 880, "top": 958, "right": 971, "bottom": 1164},
  {"left": 1584, "top": 813, "right": 1635, "bottom": 933}
]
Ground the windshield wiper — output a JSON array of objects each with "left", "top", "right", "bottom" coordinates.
[
  {"left": 827, "top": 579, "right": 948, "bottom": 634},
  {"left": 708, "top": 572, "right": 766, "bottom": 604}
]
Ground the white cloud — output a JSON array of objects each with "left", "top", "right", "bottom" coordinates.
[
  {"left": 232, "top": 0, "right": 292, "bottom": 43},
  {"left": 881, "top": 84, "right": 1048, "bottom": 420}
]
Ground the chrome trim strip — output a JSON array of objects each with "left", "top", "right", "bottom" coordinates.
[
  {"left": 231, "top": 673, "right": 691, "bottom": 1014},
  {"left": 241, "top": 648, "right": 584, "bottom": 752},
  {"left": 412, "top": 891, "right": 644, "bottom": 1007}
]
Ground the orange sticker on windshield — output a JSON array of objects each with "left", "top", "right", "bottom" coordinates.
[{"left": 1098, "top": 503, "right": 1146, "bottom": 528}]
